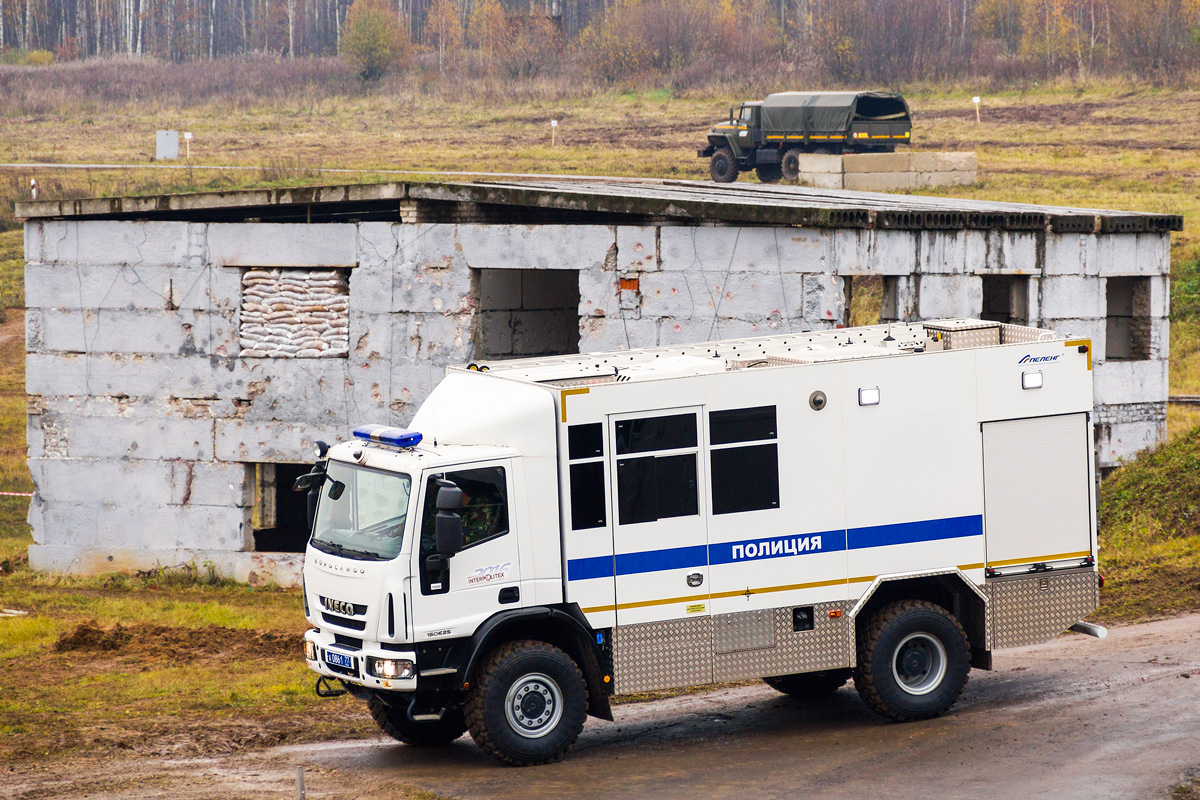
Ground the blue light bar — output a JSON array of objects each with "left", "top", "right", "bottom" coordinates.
[{"left": 352, "top": 424, "right": 423, "bottom": 449}]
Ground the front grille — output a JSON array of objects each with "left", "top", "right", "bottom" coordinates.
[
  {"left": 325, "top": 659, "right": 358, "bottom": 678},
  {"left": 333, "top": 634, "right": 363, "bottom": 649},
  {"left": 323, "top": 612, "right": 366, "bottom": 631}
]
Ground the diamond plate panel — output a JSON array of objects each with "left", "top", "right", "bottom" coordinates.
[
  {"left": 999, "top": 323, "right": 1054, "bottom": 345},
  {"left": 714, "top": 602, "right": 852, "bottom": 683},
  {"left": 713, "top": 609, "right": 775, "bottom": 654},
  {"left": 986, "top": 570, "right": 1098, "bottom": 649},
  {"left": 613, "top": 616, "right": 713, "bottom": 694}
]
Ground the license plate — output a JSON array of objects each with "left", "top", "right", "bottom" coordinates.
[{"left": 325, "top": 650, "right": 355, "bottom": 671}]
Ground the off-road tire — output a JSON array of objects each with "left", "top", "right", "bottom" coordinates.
[
  {"left": 854, "top": 600, "right": 970, "bottom": 722},
  {"left": 763, "top": 668, "right": 851, "bottom": 697},
  {"left": 367, "top": 695, "right": 468, "bottom": 746},
  {"left": 755, "top": 164, "right": 783, "bottom": 183},
  {"left": 465, "top": 639, "right": 588, "bottom": 766},
  {"left": 710, "top": 148, "right": 738, "bottom": 183},
  {"left": 780, "top": 149, "right": 802, "bottom": 182}
]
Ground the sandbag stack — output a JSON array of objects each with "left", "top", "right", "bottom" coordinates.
[{"left": 238, "top": 268, "right": 350, "bottom": 358}]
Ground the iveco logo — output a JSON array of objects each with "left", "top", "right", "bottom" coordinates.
[
  {"left": 321, "top": 596, "right": 358, "bottom": 616},
  {"left": 311, "top": 557, "right": 367, "bottom": 575}
]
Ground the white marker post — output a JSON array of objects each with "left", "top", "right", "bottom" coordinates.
[
  {"left": 972, "top": 97, "right": 981, "bottom": 125},
  {"left": 551, "top": 119, "right": 558, "bottom": 147},
  {"left": 183, "top": 131, "right": 193, "bottom": 159}
]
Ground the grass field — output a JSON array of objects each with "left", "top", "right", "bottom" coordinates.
[{"left": 4, "top": 74, "right": 1200, "bottom": 766}]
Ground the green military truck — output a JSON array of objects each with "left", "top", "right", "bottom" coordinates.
[{"left": 698, "top": 91, "right": 912, "bottom": 183}]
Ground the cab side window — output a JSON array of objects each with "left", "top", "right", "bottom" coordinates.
[{"left": 419, "top": 466, "right": 510, "bottom": 595}]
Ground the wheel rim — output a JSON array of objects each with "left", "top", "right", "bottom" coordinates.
[
  {"left": 891, "top": 632, "right": 947, "bottom": 696},
  {"left": 504, "top": 672, "right": 563, "bottom": 739}
]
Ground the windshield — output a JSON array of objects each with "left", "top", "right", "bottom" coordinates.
[{"left": 310, "top": 460, "right": 412, "bottom": 561}]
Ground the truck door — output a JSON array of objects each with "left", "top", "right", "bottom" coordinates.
[
  {"left": 982, "top": 413, "right": 1094, "bottom": 569},
  {"left": 608, "top": 408, "right": 710, "bottom": 626},
  {"left": 409, "top": 460, "right": 523, "bottom": 640}
]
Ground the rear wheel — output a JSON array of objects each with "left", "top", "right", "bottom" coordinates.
[
  {"left": 780, "top": 149, "right": 802, "bottom": 182},
  {"left": 710, "top": 147, "right": 738, "bottom": 183},
  {"left": 368, "top": 696, "right": 467, "bottom": 746},
  {"left": 466, "top": 640, "right": 588, "bottom": 766},
  {"left": 755, "top": 163, "right": 783, "bottom": 183},
  {"left": 854, "top": 600, "right": 970, "bottom": 722},
  {"left": 763, "top": 668, "right": 851, "bottom": 697}
]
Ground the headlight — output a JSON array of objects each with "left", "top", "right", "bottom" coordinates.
[
  {"left": 366, "top": 657, "right": 414, "bottom": 680},
  {"left": 303, "top": 640, "right": 318, "bottom": 661}
]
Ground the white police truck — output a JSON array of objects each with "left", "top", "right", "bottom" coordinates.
[{"left": 298, "top": 318, "right": 1105, "bottom": 766}]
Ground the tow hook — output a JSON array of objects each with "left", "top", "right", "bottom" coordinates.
[{"left": 315, "top": 676, "right": 348, "bottom": 698}]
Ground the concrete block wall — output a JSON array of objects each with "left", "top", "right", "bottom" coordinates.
[{"left": 23, "top": 216, "right": 1171, "bottom": 582}]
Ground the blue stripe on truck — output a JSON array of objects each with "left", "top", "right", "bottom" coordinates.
[{"left": 566, "top": 514, "right": 983, "bottom": 581}]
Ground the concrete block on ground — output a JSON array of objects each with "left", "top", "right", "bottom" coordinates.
[
  {"left": 207, "top": 223, "right": 358, "bottom": 268},
  {"left": 26, "top": 352, "right": 243, "bottom": 399},
  {"left": 616, "top": 227, "right": 658, "bottom": 272},
  {"left": 793, "top": 154, "right": 844, "bottom": 174},
  {"left": 29, "top": 499, "right": 246, "bottom": 551},
  {"left": 797, "top": 173, "right": 845, "bottom": 190},
  {"left": 27, "top": 544, "right": 303, "bottom": 587},
  {"left": 916, "top": 171, "right": 976, "bottom": 187},
  {"left": 1040, "top": 275, "right": 1107, "bottom": 319},
  {"left": 910, "top": 152, "right": 977, "bottom": 172},
  {"left": 915, "top": 274, "right": 982, "bottom": 319},
  {"left": 1093, "top": 359, "right": 1168, "bottom": 406},
  {"left": 455, "top": 224, "right": 614, "bottom": 271},
  {"left": 843, "top": 153, "right": 912, "bottom": 173},
  {"left": 41, "top": 220, "right": 191, "bottom": 267},
  {"left": 842, "top": 172, "right": 917, "bottom": 192}
]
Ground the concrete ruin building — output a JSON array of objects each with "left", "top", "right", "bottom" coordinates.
[{"left": 17, "top": 180, "right": 1181, "bottom": 584}]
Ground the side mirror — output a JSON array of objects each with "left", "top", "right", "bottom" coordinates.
[
  {"left": 433, "top": 480, "right": 463, "bottom": 557},
  {"left": 292, "top": 471, "right": 326, "bottom": 492}
]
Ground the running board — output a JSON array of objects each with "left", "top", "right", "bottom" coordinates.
[{"left": 1069, "top": 621, "right": 1108, "bottom": 639}]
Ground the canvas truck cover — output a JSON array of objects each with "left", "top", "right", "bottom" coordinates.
[{"left": 760, "top": 91, "right": 909, "bottom": 133}]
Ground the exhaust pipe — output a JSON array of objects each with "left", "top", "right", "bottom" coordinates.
[{"left": 1069, "top": 621, "right": 1108, "bottom": 639}]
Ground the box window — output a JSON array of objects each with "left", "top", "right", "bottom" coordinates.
[
  {"left": 709, "top": 406, "right": 780, "bottom": 516},
  {"left": 615, "top": 414, "right": 697, "bottom": 455},
  {"left": 569, "top": 462, "right": 607, "bottom": 530},
  {"left": 616, "top": 453, "right": 699, "bottom": 525}
]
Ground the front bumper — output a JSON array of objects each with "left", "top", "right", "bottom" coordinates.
[
  {"left": 303, "top": 628, "right": 418, "bottom": 692},
  {"left": 697, "top": 146, "right": 715, "bottom": 158}
]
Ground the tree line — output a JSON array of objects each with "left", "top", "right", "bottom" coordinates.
[{"left": 4, "top": 0, "right": 1200, "bottom": 80}]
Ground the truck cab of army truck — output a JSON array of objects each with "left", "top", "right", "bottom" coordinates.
[
  {"left": 298, "top": 318, "right": 1104, "bottom": 766},
  {"left": 699, "top": 91, "right": 913, "bottom": 183}
]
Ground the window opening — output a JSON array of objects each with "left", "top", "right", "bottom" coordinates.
[
  {"left": 419, "top": 466, "right": 509, "bottom": 594},
  {"left": 1106, "top": 277, "right": 1151, "bottom": 361},
  {"left": 981, "top": 275, "right": 1029, "bottom": 324},
  {"left": 251, "top": 463, "right": 314, "bottom": 552},
  {"left": 709, "top": 407, "right": 780, "bottom": 515},
  {"left": 476, "top": 269, "right": 580, "bottom": 359}
]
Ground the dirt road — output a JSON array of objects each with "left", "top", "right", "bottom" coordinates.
[{"left": 7, "top": 614, "right": 1200, "bottom": 800}]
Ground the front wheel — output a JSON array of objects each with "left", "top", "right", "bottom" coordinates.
[
  {"left": 710, "top": 147, "right": 738, "bottom": 183},
  {"left": 368, "top": 696, "right": 468, "bottom": 746},
  {"left": 854, "top": 600, "right": 970, "bottom": 722},
  {"left": 465, "top": 640, "right": 588, "bottom": 766}
]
